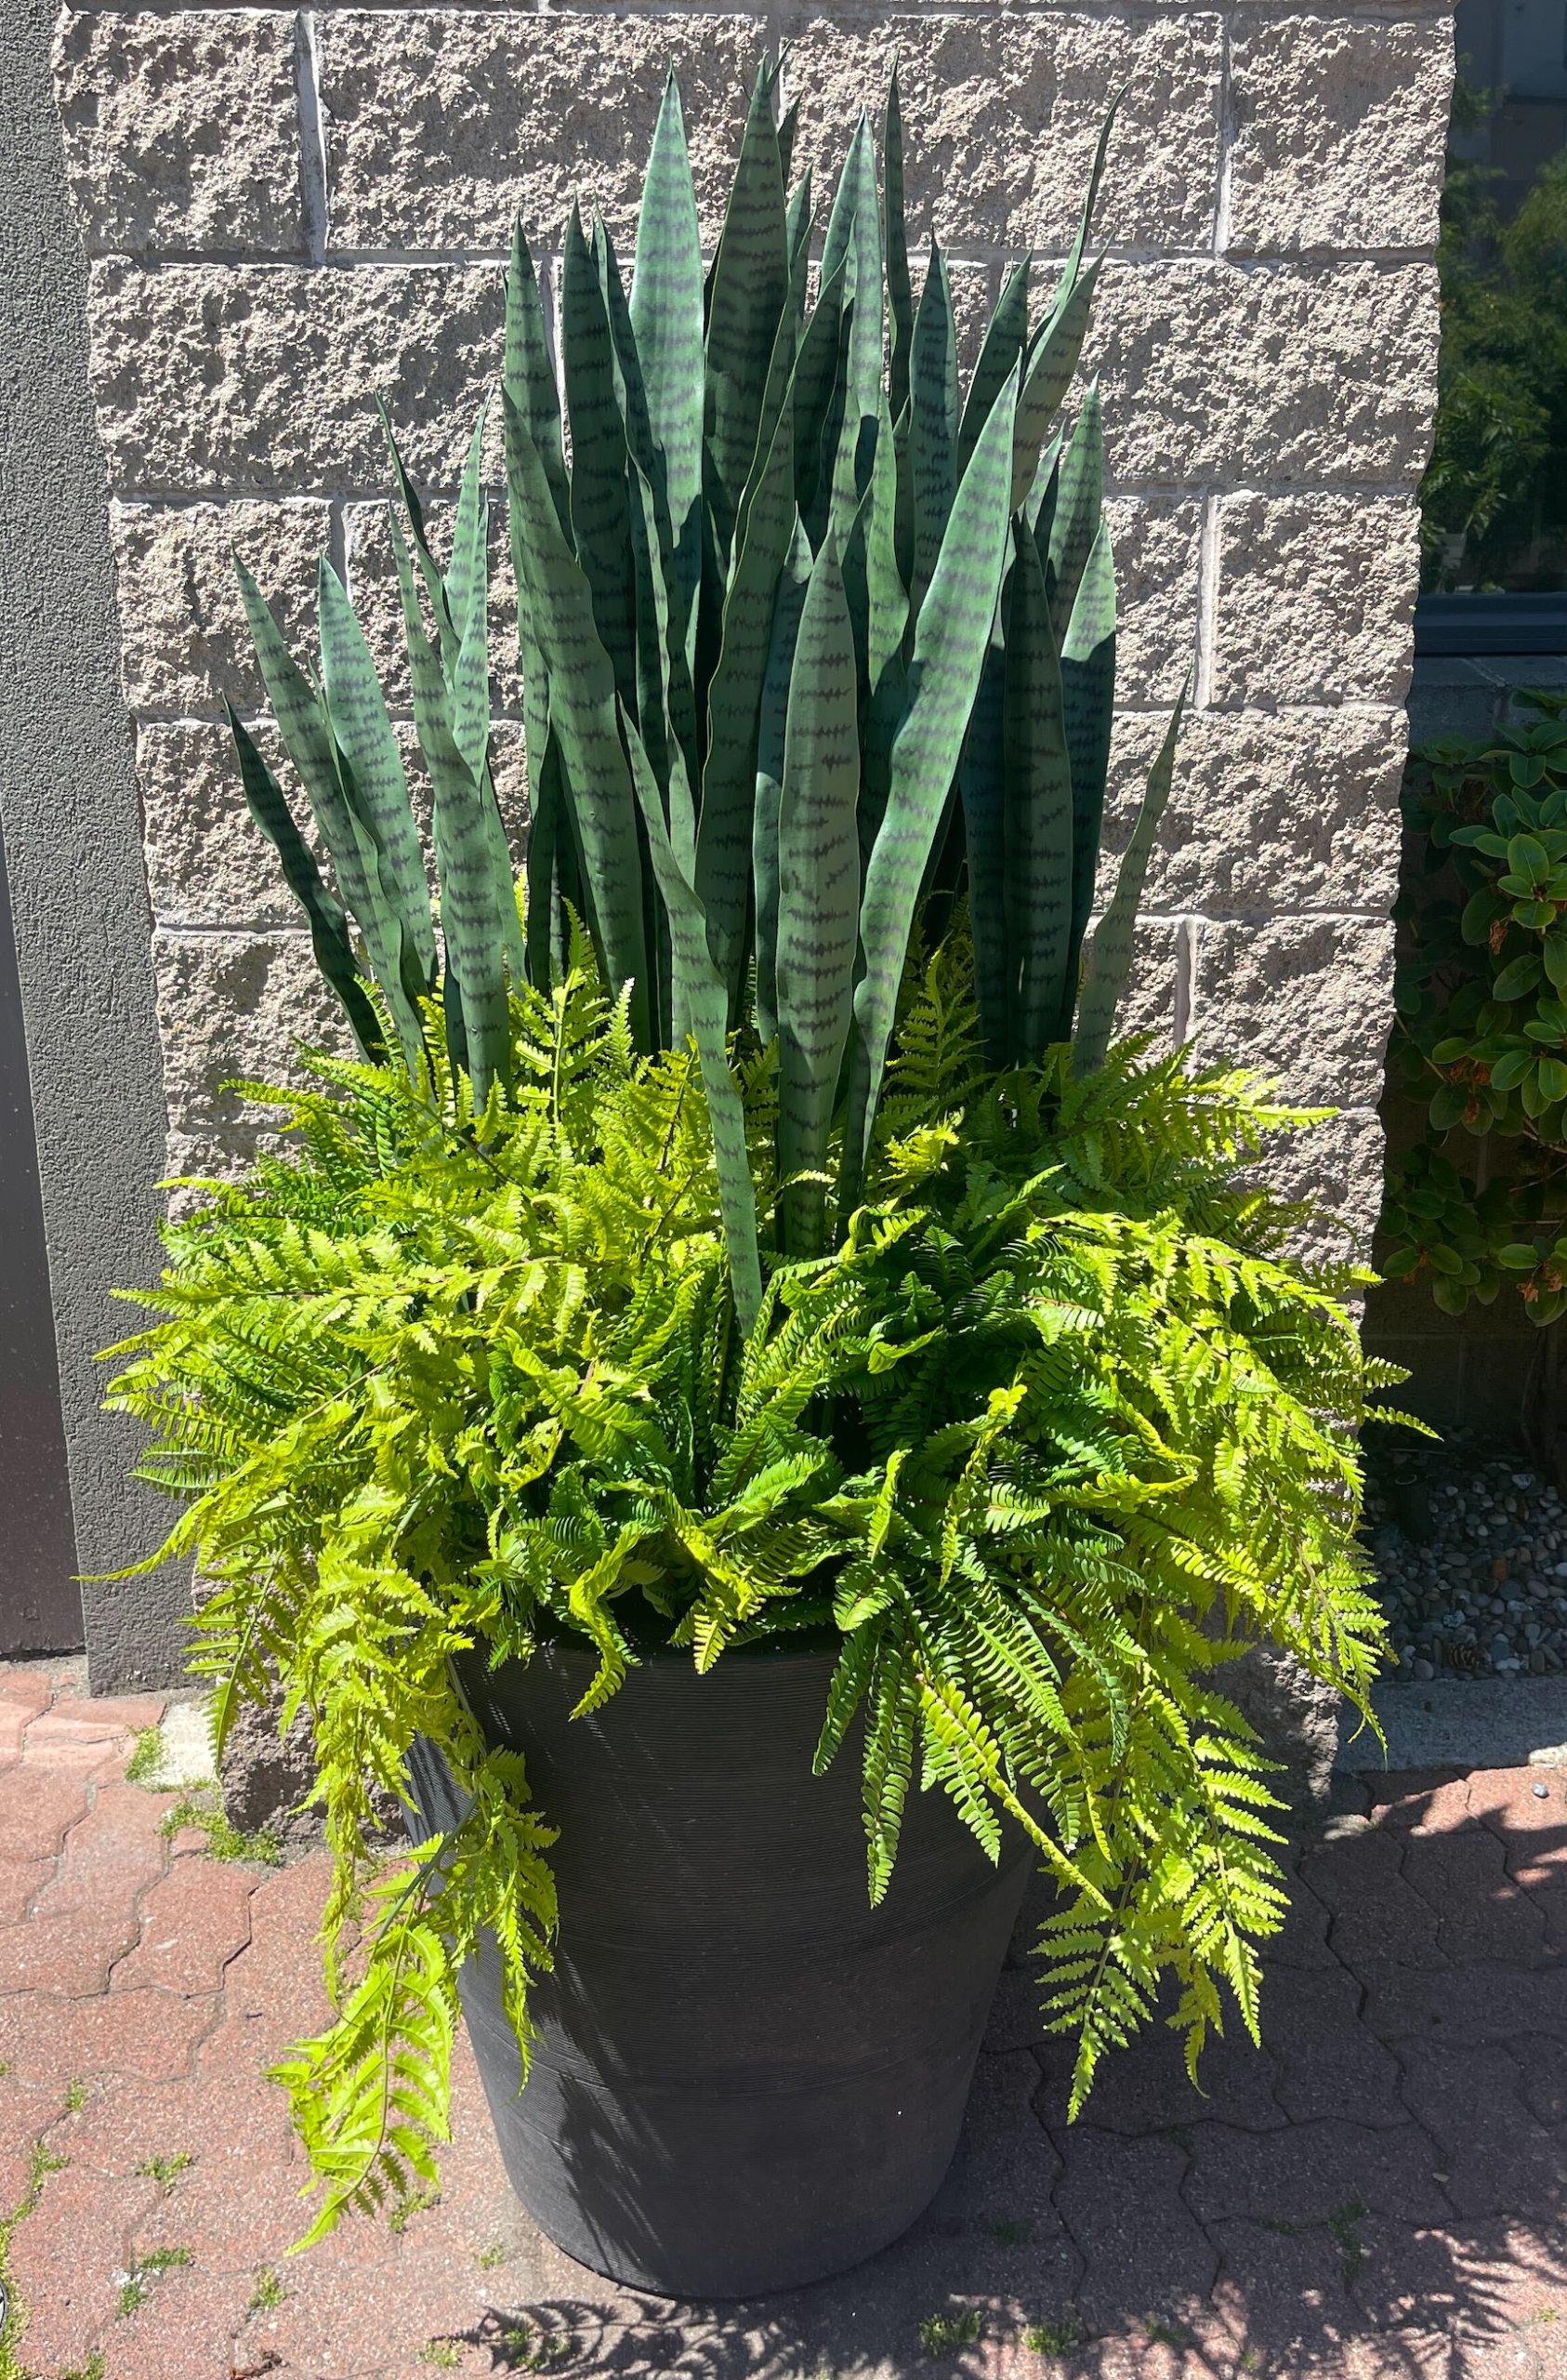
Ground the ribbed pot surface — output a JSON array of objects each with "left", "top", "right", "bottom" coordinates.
[{"left": 408, "top": 1640, "right": 1029, "bottom": 2297}]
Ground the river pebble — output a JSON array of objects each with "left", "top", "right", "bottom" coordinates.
[{"left": 1363, "top": 1440, "right": 1567, "bottom": 1681}]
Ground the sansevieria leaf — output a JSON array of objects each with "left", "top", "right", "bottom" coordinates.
[
  {"left": 754, "top": 516, "right": 812, "bottom": 1048},
  {"left": 1058, "top": 518, "right": 1117, "bottom": 1035},
  {"left": 630, "top": 71, "right": 705, "bottom": 641},
  {"left": 849, "top": 359, "right": 1021, "bottom": 1180},
  {"left": 622, "top": 711, "right": 763, "bottom": 1331},
  {"left": 227, "top": 707, "right": 385, "bottom": 1064},
  {"left": 1003, "top": 520, "right": 1074, "bottom": 1062},
  {"left": 776, "top": 534, "right": 861, "bottom": 1257},
  {"left": 1074, "top": 684, "right": 1185, "bottom": 1073},
  {"left": 704, "top": 63, "right": 789, "bottom": 565}
]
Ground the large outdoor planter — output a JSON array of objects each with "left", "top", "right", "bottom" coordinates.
[{"left": 408, "top": 1641, "right": 1031, "bottom": 2297}]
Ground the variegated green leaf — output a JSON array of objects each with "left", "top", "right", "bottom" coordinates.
[
  {"left": 562, "top": 207, "right": 637, "bottom": 710},
  {"left": 776, "top": 533, "right": 861, "bottom": 1258},
  {"left": 753, "top": 517, "right": 812, "bottom": 1049},
  {"left": 504, "top": 221, "right": 571, "bottom": 542},
  {"left": 317, "top": 558, "right": 436, "bottom": 1013},
  {"left": 502, "top": 389, "right": 651, "bottom": 1046},
  {"left": 623, "top": 712, "right": 763, "bottom": 1332},
  {"left": 704, "top": 63, "right": 789, "bottom": 565},
  {"left": 630, "top": 71, "right": 705, "bottom": 641},
  {"left": 1058, "top": 517, "right": 1117, "bottom": 1038},
  {"left": 1073, "top": 683, "right": 1184, "bottom": 1074},
  {"left": 1003, "top": 518, "right": 1074, "bottom": 1062},
  {"left": 849, "top": 359, "right": 1020, "bottom": 1180},
  {"left": 227, "top": 705, "right": 384, "bottom": 1063},
  {"left": 957, "top": 616, "right": 1007, "bottom": 1065},
  {"left": 1049, "top": 382, "right": 1103, "bottom": 647},
  {"left": 957, "top": 257, "right": 1029, "bottom": 480},
  {"left": 1010, "top": 261, "right": 1100, "bottom": 512},
  {"left": 909, "top": 244, "right": 958, "bottom": 618},
  {"left": 883, "top": 67, "right": 914, "bottom": 421},
  {"left": 785, "top": 166, "right": 814, "bottom": 280},
  {"left": 698, "top": 364, "right": 797, "bottom": 1014}
]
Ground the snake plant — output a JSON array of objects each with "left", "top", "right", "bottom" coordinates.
[{"left": 231, "top": 61, "right": 1179, "bottom": 1328}]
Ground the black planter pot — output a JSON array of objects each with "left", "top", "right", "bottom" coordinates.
[{"left": 407, "top": 1641, "right": 1030, "bottom": 2298}]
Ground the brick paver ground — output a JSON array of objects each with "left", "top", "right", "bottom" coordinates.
[{"left": 2, "top": 1662, "right": 1565, "bottom": 2380}]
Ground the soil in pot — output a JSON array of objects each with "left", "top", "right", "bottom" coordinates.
[{"left": 408, "top": 1640, "right": 1030, "bottom": 2298}]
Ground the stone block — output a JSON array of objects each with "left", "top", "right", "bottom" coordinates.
[
  {"left": 1084, "top": 912, "right": 1183, "bottom": 1055},
  {"left": 1103, "top": 495, "right": 1202, "bottom": 704},
  {"left": 139, "top": 719, "right": 530, "bottom": 932},
  {"left": 139, "top": 721, "right": 311, "bottom": 928},
  {"left": 1192, "top": 916, "right": 1395, "bottom": 1107},
  {"left": 1228, "top": 12, "right": 1452, "bottom": 258},
  {"left": 344, "top": 498, "right": 523, "bottom": 717},
  {"left": 87, "top": 263, "right": 505, "bottom": 496},
  {"left": 152, "top": 929, "right": 353, "bottom": 1137},
  {"left": 52, "top": 9, "right": 303, "bottom": 257},
  {"left": 1086, "top": 260, "right": 1438, "bottom": 487},
  {"left": 1211, "top": 494, "right": 1423, "bottom": 707},
  {"left": 1245, "top": 1108, "right": 1388, "bottom": 1269},
  {"left": 779, "top": 11, "right": 1222, "bottom": 252},
  {"left": 111, "top": 499, "right": 330, "bottom": 713},
  {"left": 317, "top": 11, "right": 765, "bottom": 249},
  {"left": 1099, "top": 706, "right": 1406, "bottom": 915}
]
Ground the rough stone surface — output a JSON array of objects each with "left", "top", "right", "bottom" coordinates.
[
  {"left": 86, "top": 261, "right": 506, "bottom": 494},
  {"left": 1227, "top": 1645, "right": 1344, "bottom": 1808},
  {"left": 777, "top": 11, "right": 1224, "bottom": 253},
  {"left": 1192, "top": 915, "right": 1397, "bottom": 1108},
  {"left": 111, "top": 498, "right": 331, "bottom": 714},
  {"left": 52, "top": 8, "right": 303, "bottom": 258},
  {"left": 1102, "top": 496, "right": 1204, "bottom": 705},
  {"left": 151, "top": 930, "right": 352, "bottom": 1143},
  {"left": 1088, "top": 260, "right": 1439, "bottom": 487},
  {"left": 1211, "top": 493, "right": 1425, "bottom": 707},
  {"left": 1228, "top": 11, "right": 1452, "bottom": 258},
  {"left": 138, "top": 721, "right": 316, "bottom": 928},
  {"left": 1100, "top": 706, "right": 1407, "bottom": 915},
  {"left": 344, "top": 497, "right": 523, "bottom": 716},
  {"left": 1248, "top": 1109, "right": 1388, "bottom": 1268},
  {"left": 318, "top": 12, "right": 767, "bottom": 249}
]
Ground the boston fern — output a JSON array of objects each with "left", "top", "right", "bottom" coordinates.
[{"left": 103, "top": 64, "right": 1391, "bottom": 2241}]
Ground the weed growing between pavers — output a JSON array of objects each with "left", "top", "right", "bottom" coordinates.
[
  {"left": 388, "top": 2186, "right": 441, "bottom": 2235},
  {"left": 53, "top": 2359, "right": 104, "bottom": 2380},
  {"left": 418, "top": 2341, "right": 460, "bottom": 2370},
  {"left": 919, "top": 2308, "right": 983, "bottom": 2355},
  {"left": 499, "top": 2322, "right": 564, "bottom": 2373},
  {"left": 0, "top": 2133, "right": 69, "bottom": 2380},
  {"left": 1024, "top": 2316, "right": 1088, "bottom": 2354},
  {"left": 115, "top": 2243, "right": 192, "bottom": 2317},
  {"left": 981, "top": 2213, "right": 1031, "bottom": 2244},
  {"left": 247, "top": 2267, "right": 285, "bottom": 2314},
  {"left": 1256, "top": 2195, "right": 1369, "bottom": 2283},
  {"left": 476, "top": 2239, "right": 507, "bottom": 2270},
  {"left": 125, "top": 1726, "right": 167, "bottom": 1786},
  {"left": 1143, "top": 2314, "right": 1196, "bottom": 2349},
  {"left": 61, "top": 2078, "right": 86, "bottom": 2114},
  {"left": 136, "top": 2149, "right": 193, "bottom": 2195},
  {"left": 160, "top": 1789, "right": 281, "bottom": 1866}
]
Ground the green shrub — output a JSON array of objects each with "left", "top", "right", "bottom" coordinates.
[{"left": 1382, "top": 700, "right": 1567, "bottom": 1324}]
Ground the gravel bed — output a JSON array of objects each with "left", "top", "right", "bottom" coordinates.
[{"left": 1363, "top": 1441, "right": 1567, "bottom": 1682}]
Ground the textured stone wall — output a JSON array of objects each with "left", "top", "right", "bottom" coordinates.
[{"left": 53, "top": 1, "right": 1451, "bottom": 1257}]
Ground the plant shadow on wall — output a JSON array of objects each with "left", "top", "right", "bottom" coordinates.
[{"left": 101, "top": 59, "right": 1392, "bottom": 2280}]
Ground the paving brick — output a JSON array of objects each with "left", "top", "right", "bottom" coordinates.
[
  {"left": 1506, "top": 2033, "right": 1567, "bottom": 2129},
  {"left": 1402, "top": 1831, "right": 1548, "bottom": 1967},
  {"left": 1365, "top": 1772, "right": 1474, "bottom": 1834},
  {"left": 40, "top": 1778, "right": 169, "bottom": 1922},
  {"left": 0, "top": 1857, "right": 50, "bottom": 1926},
  {"left": 113, "top": 1858, "right": 254, "bottom": 1995},
  {"left": 0, "top": 1764, "right": 92, "bottom": 1861},
  {"left": 0, "top": 1987, "right": 219, "bottom": 2087},
  {"left": 7, "top": 2161, "right": 159, "bottom": 2371},
  {"left": 105, "top": 2264, "right": 248, "bottom": 2380},
  {"left": 1470, "top": 1769, "right": 1567, "bottom": 1890},
  {"left": 0, "top": 1666, "right": 55, "bottom": 1714},
  {"left": 1358, "top": 1964, "right": 1567, "bottom": 2047},
  {"left": 1208, "top": 2215, "right": 1364, "bottom": 2371},
  {"left": 1263, "top": 1964, "right": 1406, "bottom": 2128},
  {"left": 1044, "top": 1989, "right": 1284, "bottom": 2137},
  {"left": 0, "top": 1906, "right": 141, "bottom": 1996},
  {"left": 1397, "top": 2041, "right": 1566, "bottom": 2221},
  {"left": 1048, "top": 2125, "right": 1217, "bottom": 2336},
  {"left": 1186, "top": 2117, "right": 1450, "bottom": 2232},
  {"left": 1297, "top": 1821, "right": 1449, "bottom": 1972}
]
